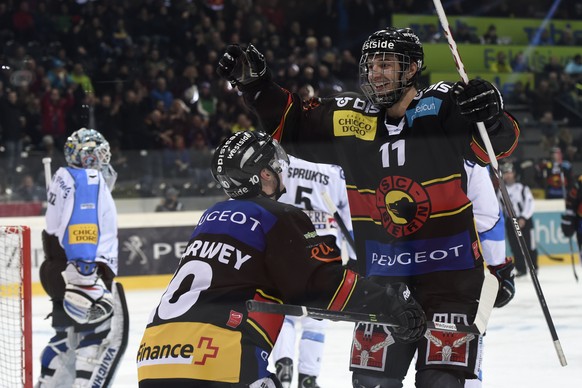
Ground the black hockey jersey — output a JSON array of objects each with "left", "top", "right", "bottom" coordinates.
[
  {"left": 137, "top": 196, "right": 390, "bottom": 386},
  {"left": 244, "top": 80, "right": 519, "bottom": 277}
]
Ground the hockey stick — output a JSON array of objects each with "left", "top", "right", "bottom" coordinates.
[
  {"left": 433, "top": 0, "right": 567, "bottom": 366},
  {"left": 247, "top": 271, "right": 498, "bottom": 336},
  {"left": 42, "top": 157, "right": 52, "bottom": 190},
  {"left": 560, "top": 170, "right": 579, "bottom": 282},
  {"left": 536, "top": 242, "right": 564, "bottom": 262},
  {"left": 322, "top": 191, "right": 356, "bottom": 251}
]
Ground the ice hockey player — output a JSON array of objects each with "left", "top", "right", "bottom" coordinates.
[
  {"left": 562, "top": 174, "right": 582, "bottom": 253},
  {"left": 498, "top": 161, "right": 537, "bottom": 277},
  {"left": 38, "top": 128, "right": 128, "bottom": 388},
  {"left": 217, "top": 26, "right": 519, "bottom": 388},
  {"left": 273, "top": 154, "right": 355, "bottom": 388},
  {"left": 136, "top": 131, "right": 426, "bottom": 387}
]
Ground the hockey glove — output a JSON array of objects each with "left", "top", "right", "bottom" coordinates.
[
  {"left": 62, "top": 261, "right": 113, "bottom": 325},
  {"left": 452, "top": 79, "right": 504, "bottom": 126},
  {"left": 217, "top": 44, "right": 267, "bottom": 88},
  {"left": 385, "top": 283, "right": 426, "bottom": 343},
  {"left": 488, "top": 257, "right": 516, "bottom": 308},
  {"left": 561, "top": 211, "right": 576, "bottom": 238}
]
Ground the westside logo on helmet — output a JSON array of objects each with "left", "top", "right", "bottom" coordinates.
[{"left": 362, "top": 39, "right": 395, "bottom": 51}]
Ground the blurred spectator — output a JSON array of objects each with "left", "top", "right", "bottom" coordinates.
[
  {"left": 155, "top": 187, "right": 183, "bottom": 212},
  {"left": 40, "top": 87, "right": 75, "bottom": 150},
  {"left": 46, "top": 59, "right": 73, "bottom": 91},
  {"left": 230, "top": 112, "right": 256, "bottom": 134},
  {"left": 39, "top": 134, "right": 66, "bottom": 171},
  {"left": 536, "top": 146, "right": 574, "bottom": 199},
  {"left": 557, "top": 25, "right": 577, "bottom": 46},
  {"left": 0, "top": 89, "right": 25, "bottom": 174},
  {"left": 162, "top": 133, "right": 191, "bottom": 178},
  {"left": 538, "top": 110, "right": 561, "bottom": 152},
  {"left": 489, "top": 51, "right": 512, "bottom": 73},
  {"left": 505, "top": 80, "right": 532, "bottom": 107},
  {"left": 189, "top": 130, "right": 215, "bottom": 192},
  {"left": 166, "top": 98, "right": 191, "bottom": 139},
  {"left": 70, "top": 63, "right": 94, "bottom": 94},
  {"left": 564, "top": 54, "right": 582, "bottom": 77},
  {"left": 510, "top": 52, "right": 532, "bottom": 73},
  {"left": 12, "top": 1, "right": 35, "bottom": 43},
  {"left": 15, "top": 173, "right": 45, "bottom": 202},
  {"left": 454, "top": 22, "right": 480, "bottom": 43},
  {"left": 529, "top": 79, "right": 555, "bottom": 120},
  {"left": 94, "top": 93, "right": 121, "bottom": 145},
  {"left": 543, "top": 56, "right": 564, "bottom": 74},
  {"left": 150, "top": 76, "right": 174, "bottom": 110},
  {"left": 119, "top": 89, "right": 149, "bottom": 150},
  {"left": 482, "top": 24, "right": 499, "bottom": 44},
  {"left": 196, "top": 82, "right": 217, "bottom": 119}
]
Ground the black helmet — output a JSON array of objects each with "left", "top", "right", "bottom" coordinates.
[
  {"left": 211, "top": 131, "right": 289, "bottom": 199},
  {"left": 359, "top": 27, "right": 424, "bottom": 108}
]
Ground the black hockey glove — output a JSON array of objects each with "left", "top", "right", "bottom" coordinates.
[
  {"left": 452, "top": 79, "right": 504, "bottom": 127},
  {"left": 561, "top": 211, "right": 576, "bottom": 238},
  {"left": 488, "top": 257, "right": 516, "bottom": 308},
  {"left": 217, "top": 44, "right": 267, "bottom": 88},
  {"left": 385, "top": 283, "right": 426, "bottom": 343}
]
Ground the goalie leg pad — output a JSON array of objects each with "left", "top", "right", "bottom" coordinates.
[
  {"left": 82, "top": 282, "right": 129, "bottom": 388},
  {"left": 38, "top": 327, "right": 79, "bottom": 388}
]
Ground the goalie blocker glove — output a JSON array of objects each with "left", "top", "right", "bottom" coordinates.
[
  {"left": 217, "top": 44, "right": 268, "bottom": 89},
  {"left": 385, "top": 283, "right": 426, "bottom": 343},
  {"left": 561, "top": 210, "right": 576, "bottom": 238},
  {"left": 488, "top": 257, "right": 516, "bottom": 308},
  {"left": 62, "top": 262, "right": 114, "bottom": 325},
  {"left": 452, "top": 79, "right": 504, "bottom": 128}
]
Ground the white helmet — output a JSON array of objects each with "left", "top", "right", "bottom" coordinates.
[{"left": 64, "top": 128, "right": 111, "bottom": 169}]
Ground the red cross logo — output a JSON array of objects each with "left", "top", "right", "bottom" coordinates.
[{"left": 193, "top": 337, "right": 219, "bottom": 365}]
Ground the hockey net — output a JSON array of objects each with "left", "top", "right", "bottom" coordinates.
[{"left": 0, "top": 226, "right": 33, "bottom": 388}]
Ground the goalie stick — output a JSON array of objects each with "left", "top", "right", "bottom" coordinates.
[
  {"left": 248, "top": 271, "right": 498, "bottom": 335},
  {"left": 432, "top": 0, "right": 567, "bottom": 366},
  {"left": 43, "top": 157, "right": 52, "bottom": 190}
]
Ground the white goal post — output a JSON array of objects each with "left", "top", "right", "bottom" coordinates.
[{"left": 0, "top": 226, "right": 33, "bottom": 388}]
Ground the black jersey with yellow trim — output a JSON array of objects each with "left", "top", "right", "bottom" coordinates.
[
  {"left": 138, "top": 195, "right": 389, "bottom": 385},
  {"left": 245, "top": 80, "right": 519, "bottom": 277}
]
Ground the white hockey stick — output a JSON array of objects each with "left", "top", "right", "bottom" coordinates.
[
  {"left": 433, "top": 0, "right": 567, "bottom": 366},
  {"left": 322, "top": 191, "right": 356, "bottom": 251},
  {"left": 42, "top": 157, "right": 52, "bottom": 190}
]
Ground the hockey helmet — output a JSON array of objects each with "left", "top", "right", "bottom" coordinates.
[
  {"left": 499, "top": 161, "right": 514, "bottom": 174},
  {"left": 359, "top": 27, "right": 424, "bottom": 108},
  {"left": 64, "top": 128, "right": 111, "bottom": 169},
  {"left": 211, "top": 131, "right": 289, "bottom": 199}
]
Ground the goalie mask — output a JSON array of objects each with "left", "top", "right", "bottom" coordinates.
[
  {"left": 64, "top": 128, "right": 111, "bottom": 169},
  {"left": 64, "top": 128, "right": 117, "bottom": 190},
  {"left": 359, "top": 27, "right": 424, "bottom": 108},
  {"left": 211, "top": 131, "right": 289, "bottom": 199}
]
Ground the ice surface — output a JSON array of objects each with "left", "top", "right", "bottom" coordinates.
[{"left": 32, "top": 265, "right": 582, "bottom": 387}]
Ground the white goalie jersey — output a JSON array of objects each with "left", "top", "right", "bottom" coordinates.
[
  {"left": 279, "top": 155, "right": 355, "bottom": 260},
  {"left": 45, "top": 166, "right": 119, "bottom": 274},
  {"left": 465, "top": 161, "right": 506, "bottom": 267}
]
